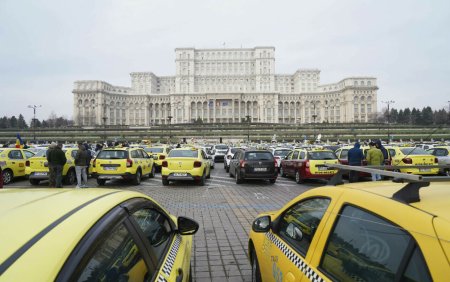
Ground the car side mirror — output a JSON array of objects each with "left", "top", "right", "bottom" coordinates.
[
  {"left": 252, "top": 216, "right": 271, "bottom": 233},
  {"left": 177, "top": 216, "right": 199, "bottom": 235},
  {"left": 286, "top": 223, "right": 303, "bottom": 241}
]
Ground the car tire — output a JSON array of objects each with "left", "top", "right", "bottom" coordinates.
[
  {"left": 64, "top": 169, "right": 76, "bottom": 185},
  {"left": 206, "top": 169, "right": 211, "bottom": 179},
  {"left": 269, "top": 179, "right": 276, "bottom": 184},
  {"left": 162, "top": 178, "right": 169, "bottom": 186},
  {"left": 225, "top": 166, "right": 229, "bottom": 173},
  {"left": 149, "top": 166, "right": 155, "bottom": 178},
  {"left": 97, "top": 179, "right": 106, "bottom": 186},
  {"left": 2, "top": 169, "right": 13, "bottom": 185},
  {"left": 295, "top": 171, "right": 304, "bottom": 184},
  {"left": 133, "top": 170, "right": 142, "bottom": 185},
  {"left": 251, "top": 249, "right": 262, "bottom": 282},
  {"left": 280, "top": 167, "right": 286, "bottom": 177},
  {"left": 188, "top": 263, "right": 192, "bottom": 282},
  {"left": 235, "top": 169, "right": 243, "bottom": 184},
  {"left": 29, "top": 179, "right": 40, "bottom": 185}
]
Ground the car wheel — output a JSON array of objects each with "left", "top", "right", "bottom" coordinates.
[
  {"left": 443, "top": 168, "right": 450, "bottom": 176},
  {"left": 162, "top": 178, "right": 169, "bottom": 186},
  {"left": 149, "top": 166, "right": 155, "bottom": 178},
  {"left": 198, "top": 173, "right": 205, "bottom": 186},
  {"left": 97, "top": 179, "right": 106, "bottom": 186},
  {"left": 295, "top": 171, "right": 304, "bottom": 184},
  {"left": 29, "top": 179, "right": 40, "bottom": 185},
  {"left": 251, "top": 249, "right": 262, "bottom": 282},
  {"left": 235, "top": 169, "right": 243, "bottom": 184},
  {"left": 188, "top": 263, "right": 192, "bottom": 282},
  {"left": 133, "top": 170, "right": 142, "bottom": 185},
  {"left": 225, "top": 166, "right": 229, "bottom": 173},
  {"left": 64, "top": 169, "right": 76, "bottom": 185},
  {"left": 2, "top": 169, "right": 13, "bottom": 185},
  {"left": 280, "top": 167, "right": 286, "bottom": 177},
  {"left": 269, "top": 179, "right": 276, "bottom": 184},
  {"left": 206, "top": 169, "right": 211, "bottom": 179}
]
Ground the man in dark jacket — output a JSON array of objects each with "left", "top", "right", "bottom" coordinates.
[
  {"left": 347, "top": 142, "right": 365, "bottom": 183},
  {"left": 47, "top": 143, "right": 67, "bottom": 188},
  {"left": 375, "top": 140, "right": 389, "bottom": 163}
]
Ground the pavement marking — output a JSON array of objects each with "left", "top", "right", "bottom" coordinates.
[{"left": 254, "top": 192, "right": 269, "bottom": 199}]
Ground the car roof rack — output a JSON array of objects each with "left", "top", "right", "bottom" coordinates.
[{"left": 325, "top": 164, "right": 450, "bottom": 204}]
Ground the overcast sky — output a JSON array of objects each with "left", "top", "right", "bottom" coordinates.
[{"left": 1, "top": 0, "right": 449, "bottom": 122}]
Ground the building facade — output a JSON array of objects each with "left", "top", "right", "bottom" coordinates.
[{"left": 73, "top": 47, "right": 378, "bottom": 126}]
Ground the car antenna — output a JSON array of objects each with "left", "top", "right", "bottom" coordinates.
[{"left": 402, "top": 125, "right": 444, "bottom": 159}]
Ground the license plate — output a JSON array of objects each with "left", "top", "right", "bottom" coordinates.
[
  {"left": 318, "top": 166, "right": 328, "bottom": 171},
  {"left": 254, "top": 167, "right": 267, "bottom": 172},
  {"left": 104, "top": 167, "right": 117, "bottom": 171},
  {"left": 174, "top": 173, "right": 187, "bottom": 177},
  {"left": 35, "top": 172, "right": 47, "bottom": 176},
  {"left": 419, "top": 168, "right": 431, "bottom": 172}
]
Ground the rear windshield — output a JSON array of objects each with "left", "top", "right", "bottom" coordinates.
[
  {"left": 230, "top": 148, "right": 240, "bottom": 154},
  {"left": 245, "top": 152, "right": 273, "bottom": 161},
  {"left": 34, "top": 149, "right": 48, "bottom": 157},
  {"left": 215, "top": 145, "right": 228, "bottom": 150},
  {"left": 97, "top": 150, "right": 128, "bottom": 159},
  {"left": 274, "top": 149, "right": 291, "bottom": 157},
  {"left": 145, "top": 148, "right": 164, "bottom": 153},
  {"left": 308, "top": 151, "right": 337, "bottom": 160},
  {"left": 169, "top": 150, "right": 199, "bottom": 158},
  {"left": 400, "top": 148, "right": 430, "bottom": 155}
]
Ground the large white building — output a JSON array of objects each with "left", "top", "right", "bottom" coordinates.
[{"left": 73, "top": 46, "right": 378, "bottom": 126}]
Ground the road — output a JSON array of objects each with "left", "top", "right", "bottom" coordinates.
[{"left": 6, "top": 166, "right": 326, "bottom": 281}]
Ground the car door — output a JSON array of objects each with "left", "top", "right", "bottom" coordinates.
[
  {"left": 230, "top": 151, "right": 241, "bottom": 176},
  {"left": 200, "top": 150, "right": 210, "bottom": 176},
  {"left": 138, "top": 149, "right": 152, "bottom": 175},
  {"left": 286, "top": 151, "right": 299, "bottom": 176},
  {"left": 262, "top": 197, "right": 333, "bottom": 282},
  {"left": 8, "top": 149, "right": 26, "bottom": 177}
]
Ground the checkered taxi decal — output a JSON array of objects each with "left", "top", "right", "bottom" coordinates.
[
  {"left": 157, "top": 234, "right": 182, "bottom": 282},
  {"left": 266, "top": 232, "right": 325, "bottom": 282}
]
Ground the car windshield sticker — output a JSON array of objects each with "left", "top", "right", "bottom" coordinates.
[
  {"left": 157, "top": 234, "right": 181, "bottom": 282},
  {"left": 266, "top": 232, "right": 325, "bottom": 282}
]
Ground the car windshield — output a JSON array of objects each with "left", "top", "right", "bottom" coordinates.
[
  {"left": 97, "top": 150, "right": 128, "bottom": 159},
  {"left": 145, "top": 147, "right": 164, "bottom": 153},
  {"left": 308, "top": 151, "right": 337, "bottom": 160},
  {"left": 274, "top": 149, "right": 291, "bottom": 157},
  {"left": 215, "top": 145, "right": 228, "bottom": 150},
  {"left": 169, "top": 150, "right": 199, "bottom": 158},
  {"left": 400, "top": 148, "right": 430, "bottom": 155},
  {"left": 245, "top": 152, "right": 273, "bottom": 161}
]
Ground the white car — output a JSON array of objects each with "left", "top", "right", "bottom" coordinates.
[
  {"left": 224, "top": 147, "right": 243, "bottom": 172},
  {"left": 211, "top": 144, "right": 229, "bottom": 163},
  {"left": 200, "top": 147, "right": 215, "bottom": 169}
]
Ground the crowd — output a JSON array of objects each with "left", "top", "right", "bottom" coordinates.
[{"left": 347, "top": 139, "right": 388, "bottom": 182}]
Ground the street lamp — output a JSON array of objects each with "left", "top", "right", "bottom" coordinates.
[
  {"left": 28, "top": 105, "right": 42, "bottom": 143},
  {"left": 245, "top": 115, "right": 251, "bottom": 144},
  {"left": 382, "top": 100, "right": 395, "bottom": 143},
  {"left": 447, "top": 100, "right": 450, "bottom": 124},
  {"left": 167, "top": 115, "right": 173, "bottom": 144},
  {"left": 312, "top": 102, "right": 318, "bottom": 143}
]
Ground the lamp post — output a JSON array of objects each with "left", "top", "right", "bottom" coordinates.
[
  {"left": 312, "top": 102, "right": 318, "bottom": 143},
  {"left": 167, "top": 115, "right": 173, "bottom": 144},
  {"left": 447, "top": 100, "right": 450, "bottom": 124},
  {"left": 27, "top": 105, "right": 42, "bottom": 143},
  {"left": 382, "top": 100, "right": 395, "bottom": 143},
  {"left": 245, "top": 115, "right": 251, "bottom": 144}
]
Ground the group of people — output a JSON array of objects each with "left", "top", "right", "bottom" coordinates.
[
  {"left": 347, "top": 140, "right": 389, "bottom": 182},
  {"left": 46, "top": 142, "right": 91, "bottom": 188}
]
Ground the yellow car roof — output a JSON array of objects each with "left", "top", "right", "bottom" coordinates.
[{"left": 0, "top": 188, "right": 164, "bottom": 280}]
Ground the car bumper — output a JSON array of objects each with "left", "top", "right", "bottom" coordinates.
[
  {"left": 162, "top": 173, "right": 203, "bottom": 181},
  {"left": 213, "top": 155, "right": 225, "bottom": 162},
  {"left": 92, "top": 172, "right": 135, "bottom": 180},
  {"left": 28, "top": 172, "right": 49, "bottom": 180},
  {"left": 241, "top": 170, "right": 277, "bottom": 180}
]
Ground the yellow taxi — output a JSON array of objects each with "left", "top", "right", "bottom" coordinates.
[
  {"left": 0, "top": 188, "right": 198, "bottom": 281},
  {"left": 249, "top": 170, "right": 449, "bottom": 281},
  {"left": 143, "top": 145, "right": 171, "bottom": 172},
  {"left": 0, "top": 148, "right": 35, "bottom": 185},
  {"left": 387, "top": 146, "right": 439, "bottom": 175},
  {"left": 161, "top": 147, "right": 211, "bottom": 186},
  {"left": 280, "top": 149, "right": 339, "bottom": 183},
  {"left": 25, "top": 147, "right": 93, "bottom": 186},
  {"left": 92, "top": 147, "right": 155, "bottom": 186}
]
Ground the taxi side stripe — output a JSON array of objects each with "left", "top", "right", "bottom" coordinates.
[
  {"left": 157, "top": 234, "right": 181, "bottom": 282},
  {"left": 0, "top": 191, "right": 121, "bottom": 275},
  {"left": 266, "top": 232, "right": 326, "bottom": 282}
]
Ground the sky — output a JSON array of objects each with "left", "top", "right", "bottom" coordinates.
[{"left": 1, "top": 0, "right": 449, "bottom": 123}]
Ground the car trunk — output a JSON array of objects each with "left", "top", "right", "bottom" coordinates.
[
  {"left": 243, "top": 160, "right": 276, "bottom": 175},
  {"left": 96, "top": 160, "right": 125, "bottom": 174},
  {"left": 167, "top": 158, "right": 198, "bottom": 171},
  {"left": 28, "top": 156, "right": 49, "bottom": 175},
  {"left": 308, "top": 159, "right": 339, "bottom": 174}
]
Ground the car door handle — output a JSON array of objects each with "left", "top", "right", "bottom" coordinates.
[{"left": 176, "top": 268, "right": 183, "bottom": 282}]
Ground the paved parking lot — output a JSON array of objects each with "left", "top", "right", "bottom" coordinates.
[{"left": 6, "top": 167, "right": 325, "bottom": 281}]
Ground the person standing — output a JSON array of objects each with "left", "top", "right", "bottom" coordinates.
[
  {"left": 366, "top": 141, "right": 384, "bottom": 181},
  {"left": 0, "top": 166, "right": 3, "bottom": 188},
  {"left": 46, "top": 142, "right": 57, "bottom": 187},
  {"left": 47, "top": 143, "right": 67, "bottom": 188},
  {"left": 347, "top": 142, "right": 365, "bottom": 183},
  {"left": 75, "top": 143, "right": 88, "bottom": 188},
  {"left": 375, "top": 139, "right": 389, "bottom": 164}
]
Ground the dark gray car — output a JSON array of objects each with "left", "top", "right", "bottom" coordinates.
[{"left": 229, "top": 150, "right": 277, "bottom": 184}]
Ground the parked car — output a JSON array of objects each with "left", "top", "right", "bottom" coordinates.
[
  {"left": 0, "top": 148, "right": 35, "bottom": 185},
  {"left": 143, "top": 145, "right": 171, "bottom": 172},
  {"left": 388, "top": 147, "right": 439, "bottom": 175},
  {"left": 280, "top": 149, "right": 338, "bottom": 183},
  {"left": 229, "top": 149, "right": 277, "bottom": 184},
  {"left": 427, "top": 146, "right": 450, "bottom": 175},
  {"left": 224, "top": 147, "right": 243, "bottom": 172},
  {"left": 249, "top": 171, "right": 450, "bottom": 281},
  {"left": 0, "top": 188, "right": 198, "bottom": 281},
  {"left": 211, "top": 144, "right": 229, "bottom": 163},
  {"left": 92, "top": 147, "right": 155, "bottom": 185},
  {"left": 271, "top": 147, "right": 292, "bottom": 171}
]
